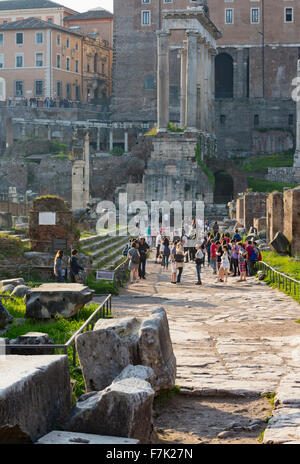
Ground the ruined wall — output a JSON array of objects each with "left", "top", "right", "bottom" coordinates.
[
  {"left": 243, "top": 192, "right": 268, "bottom": 230},
  {"left": 283, "top": 187, "right": 300, "bottom": 256},
  {"left": 253, "top": 217, "right": 267, "bottom": 233},
  {"left": 266, "top": 192, "right": 284, "bottom": 243},
  {"left": 266, "top": 167, "right": 300, "bottom": 185},
  {"left": 236, "top": 197, "right": 244, "bottom": 225}
]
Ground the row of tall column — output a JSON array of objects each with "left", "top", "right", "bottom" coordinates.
[{"left": 157, "top": 30, "right": 216, "bottom": 134}]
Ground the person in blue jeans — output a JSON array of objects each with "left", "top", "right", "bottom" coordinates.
[
  {"left": 54, "top": 250, "right": 65, "bottom": 283},
  {"left": 195, "top": 244, "right": 204, "bottom": 285}
]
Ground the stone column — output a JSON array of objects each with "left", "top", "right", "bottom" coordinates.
[
  {"left": 208, "top": 49, "right": 217, "bottom": 135},
  {"left": 47, "top": 125, "right": 51, "bottom": 141},
  {"left": 96, "top": 127, "right": 101, "bottom": 151},
  {"left": 203, "top": 44, "right": 210, "bottom": 133},
  {"left": 179, "top": 45, "right": 187, "bottom": 128},
  {"left": 185, "top": 31, "right": 198, "bottom": 131},
  {"left": 83, "top": 131, "right": 90, "bottom": 207},
  {"left": 157, "top": 31, "right": 170, "bottom": 132},
  {"left": 124, "top": 130, "right": 129, "bottom": 152},
  {"left": 5, "top": 118, "right": 13, "bottom": 149},
  {"left": 197, "top": 40, "right": 205, "bottom": 131},
  {"left": 21, "top": 123, "right": 26, "bottom": 138},
  {"left": 109, "top": 129, "right": 113, "bottom": 151},
  {"left": 294, "top": 60, "right": 300, "bottom": 167}
]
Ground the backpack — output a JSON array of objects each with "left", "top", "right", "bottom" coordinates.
[
  {"left": 131, "top": 251, "right": 140, "bottom": 264},
  {"left": 122, "top": 244, "right": 130, "bottom": 257},
  {"left": 250, "top": 248, "right": 258, "bottom": 261}
]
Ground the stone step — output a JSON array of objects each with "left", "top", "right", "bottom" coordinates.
[
  {"left": 79, "top": 227, "right": 128, "bottom": 249},
  {"left": 35, "top": 430, "right": 139, "bottom": 444},
  {"left": 89, "top": 236, "right": 128, "bottom": 261},
  {"left": 94, "top": 241, "right": 128, "bottom": 269}
]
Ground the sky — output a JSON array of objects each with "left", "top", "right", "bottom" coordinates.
[{"left": 61, "top": 0, "right": 113, "bottom": 13}]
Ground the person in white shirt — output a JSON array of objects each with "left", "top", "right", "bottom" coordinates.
[{"left": 155, "top": 231, "right": 162, "bottom": 263}]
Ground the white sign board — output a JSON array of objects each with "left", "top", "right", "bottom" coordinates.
[
  {"left": 39, "top": 212, "right": 56, "bottom": 226},
  {"left": 0, "top": 78, "right": 5, "bottom": 102},
  {"left": 96, "top": 270, "right": 115, "bottom": 281}
]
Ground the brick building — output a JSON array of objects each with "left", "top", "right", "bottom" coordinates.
[
  {"left": 0, "top": 17, "right": 112, "bottom": 103},
  {"left": 0, "top": 0, "right": 76, "bottom": 26}
]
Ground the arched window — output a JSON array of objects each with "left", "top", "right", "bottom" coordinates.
[
  {"left": 215, "top": 53, "right": 234, "bottom": 98},
  {"left": 0, "top": 77, "right": 5, "bottom": 101},
  {"left": 144, "top": 74, "right": 155, "bottom": 90}
]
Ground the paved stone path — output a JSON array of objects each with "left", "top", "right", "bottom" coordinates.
[{"left": 99, "top": 254, "right": 300, "bottom": 443}]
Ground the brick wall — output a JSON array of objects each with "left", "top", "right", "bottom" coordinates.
[
  {"left": 243, "top": 192, "right": 267, "bottom": 230},
  {"left": 266, "top": 192, "right": 284, "bottom": 243},
  {"left": 283, "top": 187, "right": 300, "bottom": 256}
]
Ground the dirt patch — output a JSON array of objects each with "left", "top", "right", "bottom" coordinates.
[{"left": 153, "top": 393, "right": 273, "bottom": 444}]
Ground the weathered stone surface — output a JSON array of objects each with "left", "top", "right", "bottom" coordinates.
[
  {"left": 138, "top": 307, "right": 176, "bottom": 392},
  {"left": 94, "top": 317, "right": 140, "bottom": 360},
  {"left": 0, "top": 278, "right": 24, "bottom": 290},
  {"left": 36, "top": 430, "right": 139, "bottom": 445},
  {"left": 0, "top": 355, "right": 72, "bottom": 443},
  {"left": 263, "top": 408, "right": 300, "bottom": 444},
  {"left": 9, "top": 332, "right": 55, "bottom": 355},
  {"left": 75, "top": 329, "right": 130, "bottom": 392},
  {"left": 25, "top": 283, "right": 94, "bottom": 319},
  {"left": 0, "top": 301, "right": 13, "bottom": 329},
  {"left": 11, "top": 285, "right": 31, "bottom": 298},
  {"left": 270, "top": 231, "right": 290, "bottom": 255},
  {"left": 64, "top": 378, "right": 155, "bottom": 443},
  {"left": 1, "top": 284, "right": 15, "bottom": 294},
  {"left": 0, "top": 424, "right": 32, "bottom": 444},
  {"left": 113, "top": 364, "right": 155, "bottom": 388}
]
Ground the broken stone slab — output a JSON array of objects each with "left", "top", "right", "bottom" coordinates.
[
  {"left": 138, "top": 307, "right": 176, "bottom": 392},
  {"left": 25, "top": 283, "right": 94, "bottom": 319},
  {"left": 1, "top": 284, "right": 15, "bottom": 294},
  {"left": 263, "top": 408, "right": 300, "bottom": 444},
  {"left": 63, "top": 378, "right": 155, "bottom": 444},
  {"left": 0, "top": 301, "right": 13, "bottom": 329},
  {"left": 0, "top": 355, "right": 72, "bottom": 443},
  {"left": 75, "top": 329, "right": 130, "bottom": 392},
  {"left": 0, "top": 278, "right": 25, "bottom": 290},
  {"left": 113, "top": 364, "right": 155, "bottom": 388},
  {"left": 11, "top": 285, "right": 31, "bottom": 298},
  {"left": 270, "top": 231, "right": 290, "bottom": 255},
  {"left": 9, "top": 332, "right": 55, "bottom": 355},
  {"left": 94, "top": 317, "right": 141, "bottom": 360},
  {"left": 36, "top": 430, "right": 139, "bottom": 445}
]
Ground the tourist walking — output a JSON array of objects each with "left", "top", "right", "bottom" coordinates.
[
  {"left": 212, "top": 221, "right": 219, "bottom": 237},
  {"left": 220, "top": 245, "right": 230, "bottom": 284},
  {"left": 231, "top": 239, "right": 240, "bottom": 277},
  {"left": 174, "top": 242, "right": 185, "bottom": 284},
  {"left": 237, "top": 242, "right": 247, "bottom": 282},
  {"left": 161, "top": 237, "right": 170, "bottom": 269},
  {"left": 170, "top": 240, "right": 177, "bottom": 284},
  {"left": 69, "top": 249, "right": 84, "bottom": 283},
  {"left": 138, "top": 237, "right": 149, "bottom": 279},
  {"left": 127, "top": 241, "right": 140, "bottom": 284},
  {"left": 195, "top": 244, "right": 204, "bottom": 285},
  {"left": 210, "top": 239, "right": 218, "bottom": 274},
  {"left": 155, "top": 230, "right": 162, "bottom": 264},
  {"left": 54, "top": 250, "right": 65, "bottom": 283}
]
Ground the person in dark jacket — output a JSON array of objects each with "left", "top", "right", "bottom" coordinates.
[
  {"left": 69, "top": 249, "right": 84, "bottom": 283},
  {"left": 138, "top": 237, "right": 149, "bottom": 279}
]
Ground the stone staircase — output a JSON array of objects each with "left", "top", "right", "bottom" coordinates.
[{"left": 79, "top": 228, "right": 129, "bottom": 270}]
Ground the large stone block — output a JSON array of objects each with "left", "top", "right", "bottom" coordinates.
[
  {"left": 270, "top": 231, "right": 290, "bottom": 255},
  {"left": 75, "top": 329, "right": 131, "bottom": 392},
  {"left": 25, "top": 283, "right": 94, "bottom": 319},
  {"left": 9, "top": 332, "right": 55, "bottom": 355},
  {"left": 63, "top": 378, "right": 155, "bottom": 443},
  {"left": 0, "top": 278, "right": 24, "bottom": 290},
  {"left": 0, "top": 301, "right": 13, "bottom": 329},
  {"left": 138, "top": 307, "right": 176, "bottom": 392},
  {"left": 77, "top": 307, "right": 176, "bottom": 393},
  {"left": 283, "top": 187, "right": 300, "bottom": 257},
  {"left": 36, "top": 430, "right": 139, "bottom": 445},
  {"left": 0, "top": 355, "right": 71, "bottom": 443}
]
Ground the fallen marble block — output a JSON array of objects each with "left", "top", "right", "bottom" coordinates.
[
  {"left": 0, "top": 355, "right": 72, "bottom": 443},
  {"left": 75, "top": 328, "right": 130, "bottom": 392},
  {"left": 0, "top": 301, "right": 13, "bottom": 329},
  {"left": 78, "top": 307, "right": 176, "bottom": 393},
  {"left": 64, "top": 378, "right": 155, "bottom": 444},
  {"left": 25, "top": 283, "right": 94, "bottom": 319},
  {"left": 113, "top": 364, "right": 155, "bottom": 388},
  {"left": 9, "top": 332, "right": 55, "bottom": 355},
  {"left": 0, "top": 278, "right": 25, "bottom": 291},
  {"left": 11, "top": 285, "right": 31, "bottom": 298},
  {"left": 36, "top": 430, "right": 139, "bottom": 445}
]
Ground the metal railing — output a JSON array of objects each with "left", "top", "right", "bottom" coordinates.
[
  {"left": 258, "top": 261, "right": 300, "bottom": 299},
  {"left": 4, "top": 294, "right": 112, "bottom": 367}
]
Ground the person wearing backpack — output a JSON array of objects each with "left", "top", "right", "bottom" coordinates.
[
  {"left": 127, "top": 241, "right": 140, "bottom": 284},
  {"left": 195, "top": 244, "right": 204, "bottom": 285},
  {"left": 246, "top": 240, "right": 256, "bottom": 276},
  {"left": 138, "top": 237, "right": 149, "bottom": 279},
  {"left": 162, "top": 237, "right": 170, "bottom": 270},
  {"left": 69, "top": 249, "right": 84, "bottom": 283},
  {"left": 237, "top": 242, "right": 247, "bottom": 282},
  {"left": 174, "top": 242, "right": 185, "bottom": 284}
]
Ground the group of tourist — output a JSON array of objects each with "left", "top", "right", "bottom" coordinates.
[
  {"left": 53, "top": 249, "right": 85, "bottom": 284},
  {"left": 125, "top": 220, "right": 262, "bottom": 286}
]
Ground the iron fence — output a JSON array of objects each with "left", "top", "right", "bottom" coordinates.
[
  {"left": 4, "top": 293, "right": 112, "bottom": 367},
  {"left": 258, "top": 261, "right": 300, "bottom": 299}
]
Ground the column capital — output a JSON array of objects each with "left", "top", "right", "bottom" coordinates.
[
  {"left": 186, "top": 29, "right": 199, "bottom": 39},
  {"left": 156, "top": 30, "right": 171, "bottom": 38}
]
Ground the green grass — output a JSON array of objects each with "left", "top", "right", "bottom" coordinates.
[
  {"left": 85, "top": 274, "right": 120, "bottom": 295},
  {"left": 242, "top": 152, "right": 294, "bottom": 172},
  {"left": 260, "top": 252, "right": 300, "bottom": 304},
  {"left": 247, "top": 177, "right": 297, "bottom": 193}
]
